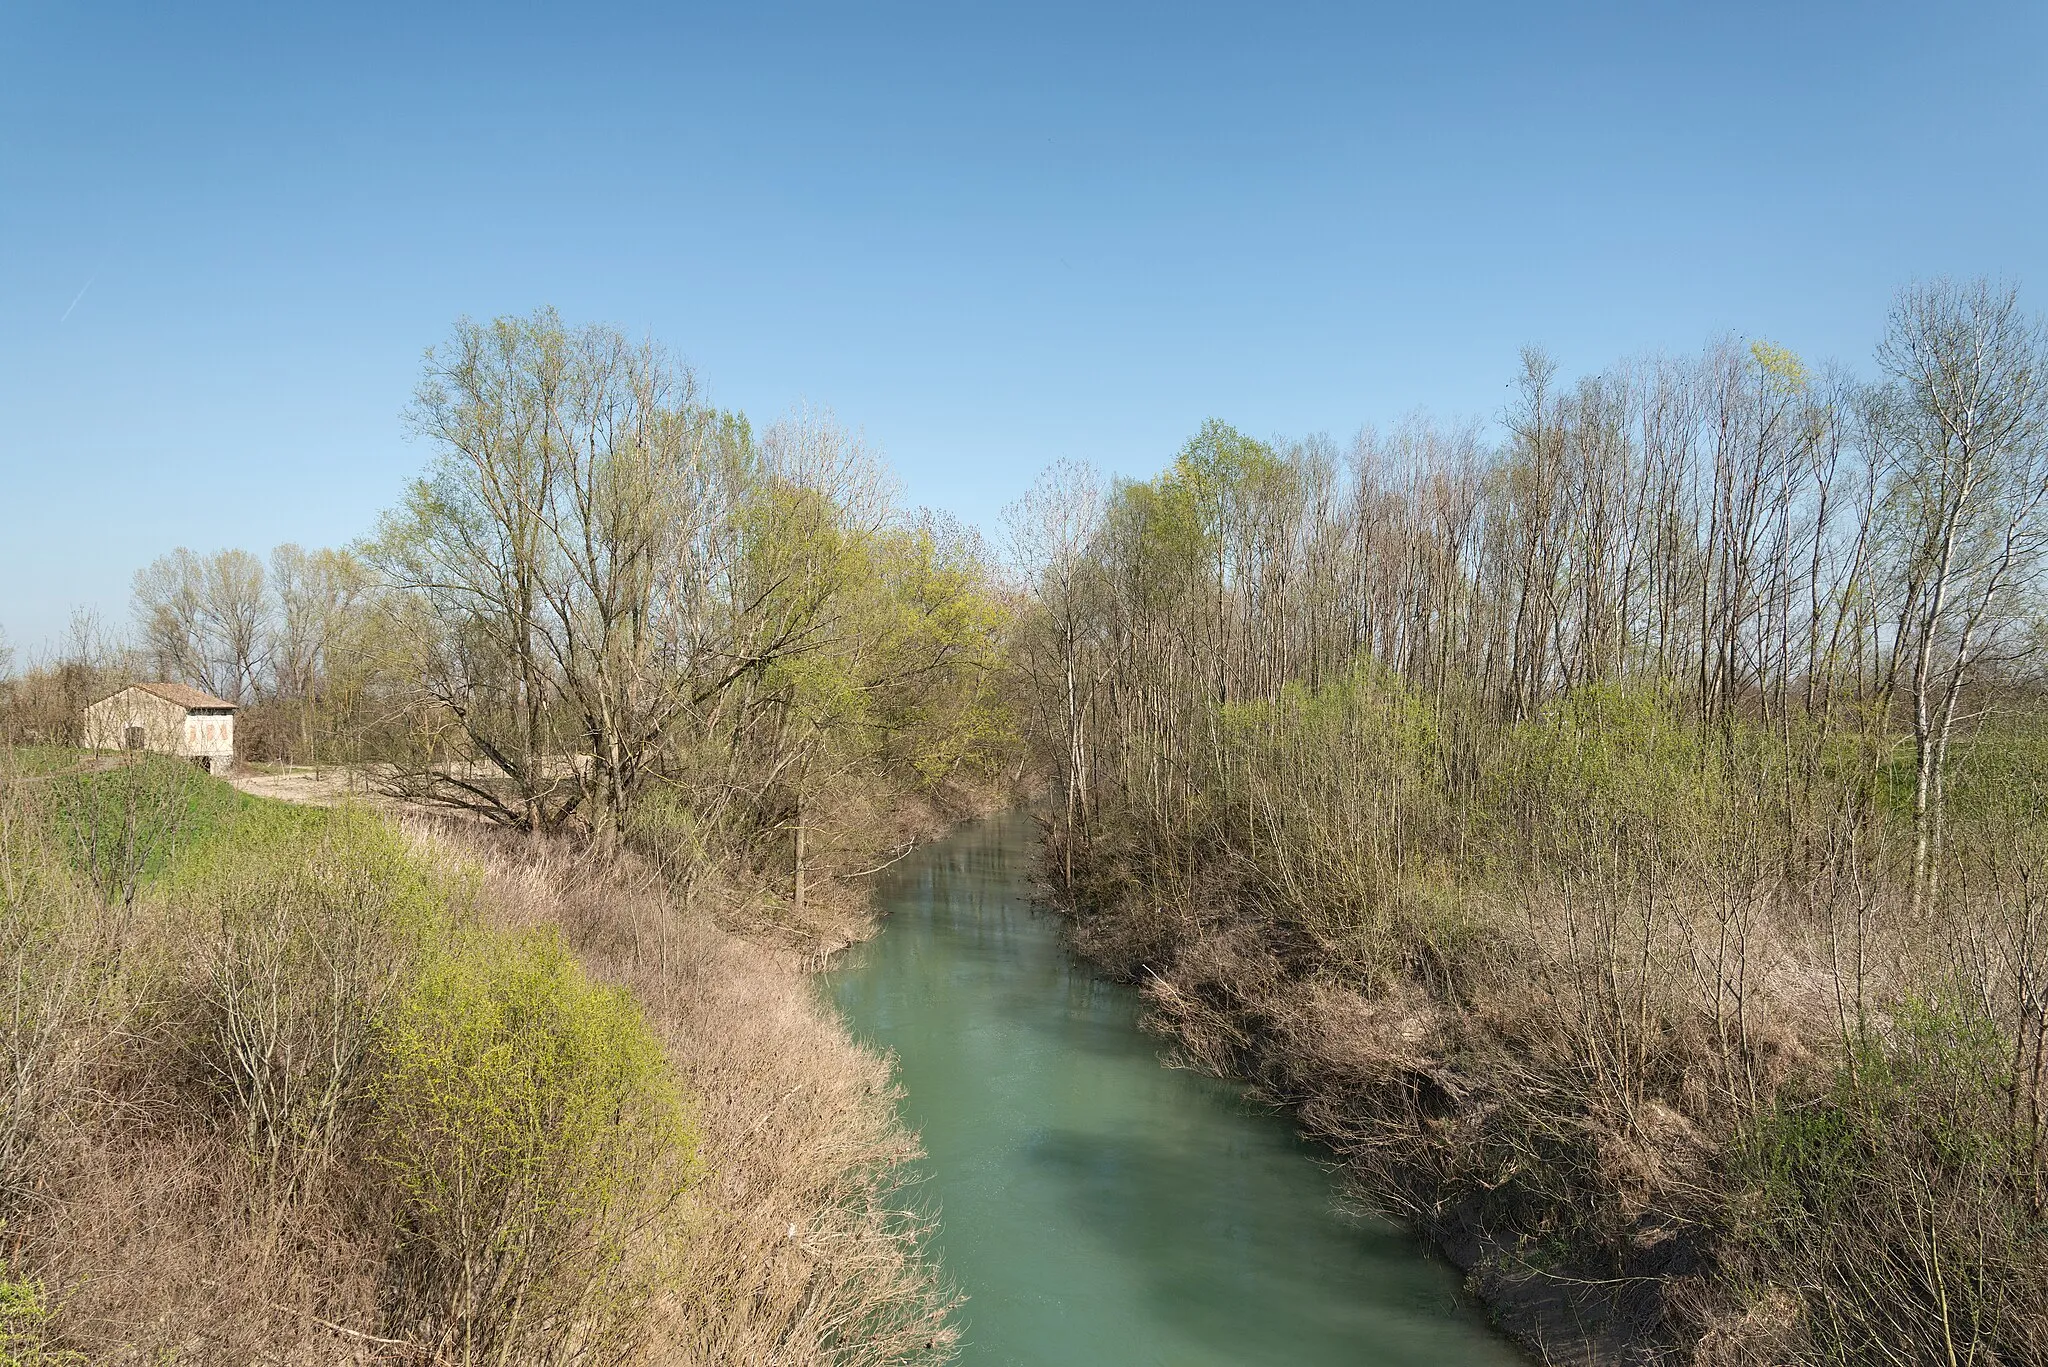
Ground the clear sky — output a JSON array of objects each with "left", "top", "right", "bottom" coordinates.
[{"left": 4, "top": 1, "right": 2045, "bottom": 654}]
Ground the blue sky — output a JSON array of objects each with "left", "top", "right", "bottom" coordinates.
[{"left": 3, "top": 1, "right": 2045, "bottom": 653}]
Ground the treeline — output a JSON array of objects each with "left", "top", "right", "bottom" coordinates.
[
  {"left": 1011, "top": 280, "right": 2048, "bottom": 1363},
  {"left": 0, "top": 543, "right": 366, "bottom": 756},
  {"left": 6, "top": 308, "right": 1018, "bottom": 923},
  {"left": 0, "top": 308, "right": 1010, "bottom": 1363}
]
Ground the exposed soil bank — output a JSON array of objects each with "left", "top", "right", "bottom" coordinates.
[{"left": 1055, "top": 874, "right": 1705, "bottom": 1367}]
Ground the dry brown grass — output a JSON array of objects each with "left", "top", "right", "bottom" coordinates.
[
  {"left": 1078, "top": 864, "right": 1745, "bottom": 1365},
  {"left": 0, "top": 750, "right": 959, "bottom": 1367},
  {"left": 1063, "top": 804, "right": 2048, "bottom": 1367},
  {"left": 436, "top": 823, "right": 960, "bottom": 1366},
  {"left": 27, "top": 1132, "right": 384, "bottom": 1364}
]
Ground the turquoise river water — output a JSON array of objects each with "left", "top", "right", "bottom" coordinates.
[{"left": 827, "top": 813, "right": 1522, "bottom": 1366}]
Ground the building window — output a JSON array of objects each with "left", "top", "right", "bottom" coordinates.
[{"left": 125, "top": 725, "right": 144, "bottom": 750}]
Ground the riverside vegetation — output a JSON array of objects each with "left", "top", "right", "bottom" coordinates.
[
  {"left": 8, "top": 281, "right": 2048, "bottom": 1366},
  {"left": 1008, "top": 280, "right": 2048, "bottom": 1365},
  {"left": 0, "top": 311, "right": 1015, "bottom": 1363}
]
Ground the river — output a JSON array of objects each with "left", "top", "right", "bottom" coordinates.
[{"left": 827, "top": 813, "right": 1522, "bottom": 1366}]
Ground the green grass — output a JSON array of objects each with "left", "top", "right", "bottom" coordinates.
[
  {"left": 0, "top": 746, "right": 95, "bottom": 779},
  {"left": 1944, "top": 711, "right": 2048, "bottom": 831},
  {"left": 32, "top": 752, "right": 254, "bottom": 897}
]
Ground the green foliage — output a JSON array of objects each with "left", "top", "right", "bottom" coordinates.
[
  {"left": 1022, "top": 351, "right": 2048, "bottom": 1362},
  {"left": 1100, "top": 476, "right": 1206, "bottom": 610},
  {"left": 1797, "top": 995, "right": 2009, "bottom": 1180},
  {"left": 1217, "top": 663, "right": 1447, "bottom": 855},
  {"left": 374, "top": 926, "right": 694, "bottom": 1359},
  {"left": 620, "top": 782, "right": 717, "bottom": 881},
  {"left": 1089, "top": 421, "right": 1298, "bottom": 617},
  {"left": 157, "top": 797, "right": 464, "bottom": 932},
  {"left": 1740, "top": 995, "right": 2048, "bottom": 1364},
  {"left": 736, "top": 472, "right": 1013, "bottom": 818},
  {"left": 0, "top": 781, "right": 64, "bottom": 922},
  {"left": 1494, "top": 683, "right": 1718, "bottom": 836},
  {"left": 45, "top": 754, "right": 249, "bottom": 904},
  {"left": 136, "top": 790, "right": 696, "bottom": 1357},
  {"left": 0, "top": 1275, "right": 82, "bottom": 1367},
  {"left": 161, "top": 801, "right": 470, "bottom": 1174},
  {"left": 1750, "top": 339, "right": 1811, "bottom": 394},
  {"left": 1199, "top": 665, "right": 1465, "bottom": 964},
  {"left": 865, "top": 522, "right": 1014, "bottom": 785},
  {"left": 1169, "top": 418, "right": 1292, "bottom": 549},
  {"left": 1943, "top": 712, "right": 2048, "bottom": 836},
  {"left": 1235, "top": 663, "right": 1441, "bottom": 759},
  {"left": 6, "top": 768, "right": 699, "bottom": 1357}
]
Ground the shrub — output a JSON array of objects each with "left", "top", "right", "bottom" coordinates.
[
  {"left": 373, "top": 926, "right": 695, "bottom": 1364},
  {"left": 1, "top": 762, "right": 723, "bottom": 1364},
  {"left": 0, "top": 773, "right": 109, "bottom": 1222},
  {"left": 1740, "top": 996, "right": 2048, "bottom": 1365},
  {"left": 162, "top": 800, "right": 698, "bottom": 1360},
  {"left": 1489, "top": 682, "right": 1727, "bottom": 863},
  {"left": 0, "top": 1274, "right": 82, "bottom": 1367},
  {"left": 162, "top": 802, "right": 464, "bottom": 1181}
]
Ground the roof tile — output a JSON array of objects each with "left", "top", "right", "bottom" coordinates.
[{"left": 117, "top": 681, "right": 240, "bottom": 711}]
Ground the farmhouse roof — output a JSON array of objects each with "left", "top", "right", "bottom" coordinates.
[{"left": 109, "top": 681, "right": 241, "bottom": 712}]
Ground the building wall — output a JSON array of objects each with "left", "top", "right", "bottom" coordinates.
[
  {"left": 81, "top": 690, "right": 236, "bottom": 772},
  {"left": 82, "top": 690, "right": 185, "bottom": 753},
  {"left": 182, "top": 711, "right": 235, "bottom": 771}
]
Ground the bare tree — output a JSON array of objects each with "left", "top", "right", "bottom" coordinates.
[
  {"left": 1875, "top": 280, "right": 2048, "bottom": 910},
  {"left": 132, "top": 547, "right": 271, "bottom": 702},
  {"left": 202, "top": 548, "right": 268, "bottom": 702},
  {"left": 371, "top": 310, "right": 741, "bottom": 835},
  {"left": 1004, "top": 459, "right": 1102, "bottom": 886},
  {"left": 133, "top": 549, "right": 209, "bottom": 688}
]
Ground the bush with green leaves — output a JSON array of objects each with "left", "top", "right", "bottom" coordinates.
[
  {"left": 0, "top": 752, "right": 708, "bottom": 1361},
  {"left": 0, "top": 1275, "right": 82, "bottom": 1367},
  {"left": 157, "top": 801, "right": 465, "bottom": 1180},
  {"left": 1740, "top": 995, "right": 2048, "bottom": 1364},
  {"left": 373, "top": 926, "right": 695, "bottom": 1364},
  {"left": 161, "top": 798, "right": 698, "bottom": 1358}
]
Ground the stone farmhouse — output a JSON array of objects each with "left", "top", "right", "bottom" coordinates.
[{"left": 83, "top": 682, "right": 239, "bottom": 773}]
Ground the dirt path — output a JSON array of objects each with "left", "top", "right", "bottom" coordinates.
[{"left": 230, "top": 765, "right": 397, "bottom": 809}]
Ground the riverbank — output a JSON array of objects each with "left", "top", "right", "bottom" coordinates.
[
  {"left": 1052, "top": 857, "right": 1686, "bottom": 1366},
  {"left": 0, "top": 750, "right": 964, "bottom": 1364},
  {"left": 438, "top": 818, "right": 962, "bottom": 1365},
  {"left": 1016, "top": 623, "right": 2048, "bottom": 1366},
  {"left": 1047, "top": 749, "right": 2048, "bottom": 1367}
]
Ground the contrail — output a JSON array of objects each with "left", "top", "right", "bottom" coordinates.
[{"left": 59, "top": 275, "right": 96, "bottom": 323}]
